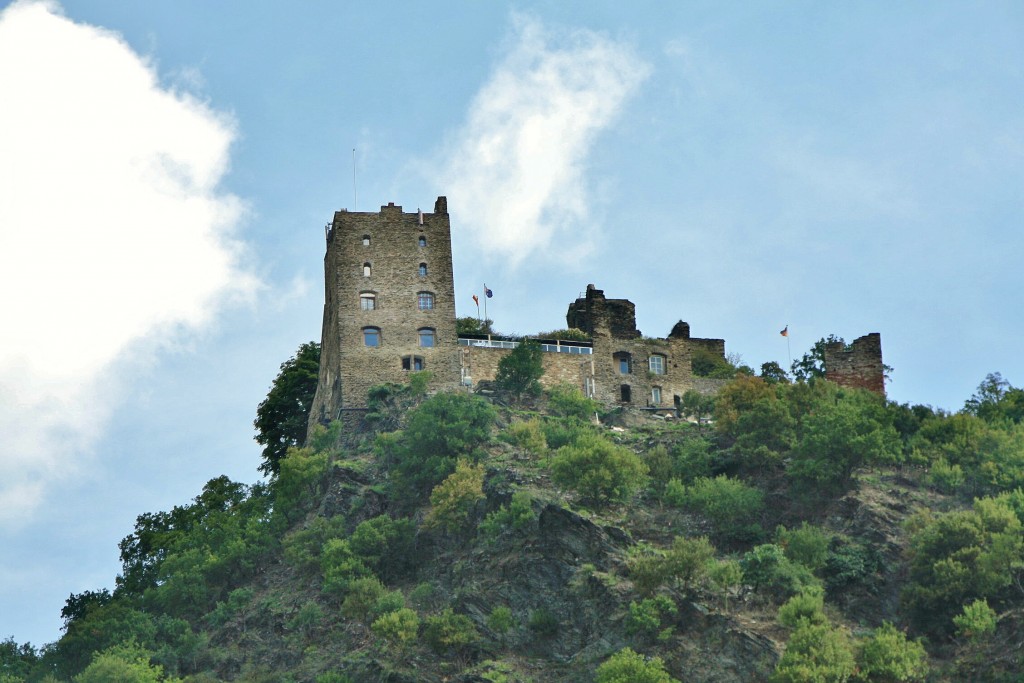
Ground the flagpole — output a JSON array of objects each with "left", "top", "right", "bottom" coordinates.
[{"left": 483, "top": 283, "right": 488, "bottom": 330}]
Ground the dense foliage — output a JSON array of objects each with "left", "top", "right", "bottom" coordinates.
[
  {"left": 10, "top": 351, "right": 1024, "bottom": 682},
  {"left": 253, "top": 341, "right": 320, "bottom": 475}
]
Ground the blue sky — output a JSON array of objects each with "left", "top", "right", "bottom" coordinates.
[{"left": 1, "top": 0, "right": 1022, "bottom": 645}]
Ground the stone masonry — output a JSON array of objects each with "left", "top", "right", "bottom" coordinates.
[
  {"left": 824, "top": 333, "right": 885, "bottom": 395},
  {"left": 307, "top": 198, "right": 885, "bottom": 437}
]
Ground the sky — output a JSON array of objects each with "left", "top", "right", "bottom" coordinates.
[{"left": 0, "top": 0, "right": 1022, "bottom": 646}]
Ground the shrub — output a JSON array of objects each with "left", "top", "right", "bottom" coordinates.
[
  {"left": 348, "top": 515, "right": 416, "bottom": 580},
  {"left": 320, "top": 540, "right": 370, "bottom": 598},
  {"left": 371, "top": 607, "right": 420, "bottom": 646},
  {"left": 527, "top": 608, "right": 559, "bottom": 638},
  {"left": 495, "top": 339, "right": 544, "bottom": 398},
  {"left": 708, "top": 559, "right": 743, "bottom": 610},
  {"left": 423, "top": 608, "right": 479, "bottom": 655},
  {"left": 273, "top": 447, "right": 328, "bottom": 523},
  {"left": 671, "top": 437, "right": 716, "bottom": 483},
  {"left": 771, "top": 622, "right": 856, "bottom": 683},
  {"left": 479, "top": 491, "right": 535, "bottom": 541},
  {"left": 741, "top": 544, "right": 821, "bottom": 602},
  {"left": 369, "top": 590, "right": 406, "bottom": 620},
  {"left": 775, "top": 523, "right": 831, "bottom": 573},
  {"left": 777, "top": 589, "right": 826, "bottom": 628},
  {"left": 823, "top": 538, "right": 879, "bottom": 593},
  {"left": 502, "top": 419, "right": 547, "bottom": 456},
  {"left": 340, "top": 577, "right": 387, "bottom": 622},
  {"left": 595, "top": 647, "right": 678, "bottom": 683},
  {"left": 546, "top": 383, "right": 599, "bottom": 420},
  {"left": 75, "top": 642, "right": 167, "bottom": 683},
  {"left": 627, "top": 545, "right": 671, "bottom": 597},
  {"left": 676, "top": 475, "right": 764, "bottom": 542},
  {"left": 425, "top": 460, "right": 485, "bottom": 533},
  {"left": 487, "top": 606, "right": 515, "bottom": 638},
  {"left": 856, "top": 621, "right": 928, "bottom": 682},
  {"left": 663, "top": 536, "right": 715, "bottom": 591},
  {"left": 541, "top": 419, "right": 591, "bottom": 450},
  {"left": 626, "top": 596, "right": 677, "bottom": 640},
  {"left": 282, "top": 516, "right": 348, "bottom": 574},
  {"left": 953, "top": 598, "right": 997, "bottom": 641},
  {"left": 408, "top": 582, "right": 437, "bottom": 611},
  {"left": 550, "top": 434, "right": 648, "bottom": 508},
  {"left": 643, "top": 446, "right": 673, "bottom": 495}
]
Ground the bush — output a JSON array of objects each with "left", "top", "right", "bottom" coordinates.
[
  {"left": 273, "top": 447, "right": 328, "bottom": 523},
  {"left": 479, "top": 491, "right": 535, "bottom": 541},
  {"left": 502, "top": 419, "right": 547, "bottom": 456},
  {"left": 856, "top": 621, "right": 928, "bottom": 682},
  {"left": 595, "top": 647, "right": 678, "bottom": 683},
  {"left": 741, "top": 544, "right": 821, "bottom": 602},
  {"left": 370, "top": 608, "right": 420, "bottom": 646},
  {"left": 527, "top": 608, "right": 559, "bottom": 638},
  {"left": 775, "top": 523, "right": 831, "bottom": 573},
  {"left": 771, "top": 622, "right": 856, "bottom": 683},
  {"left": 546, "top": 383, "right": 599, "bottom": 420},
  {"left": 675, "top": 475, "right": 764, "bottom": 542},
  {"left": 708, "top": 559, "right": 743, "bottom": 610},
  {"left": 671, "top": 437, "right": 716, "bottom": 483},
  {"left": 487, "top": 606, "right": 515, "bottom": 638},
  {"left": 777, "top": 589, "right": 826, "bottom": 628},
  {"left": 550, "top": 434, "right": 648, "bottom": 508},
  {"left": 953, "top": 598, "right": 997, "bottom": 641},
  {"left": 320, "top": 540, "right": 370, "bottom": 598},
  {"left": 425, "top": 460, "right": 485, "bottom": 533},
  {"left": 626, "top": 596, "right": 677, "bottom": 640},
  {"left": 423, "top": 608, "right": 479, "bottom": 655},
  {"left": 340, "top": 577, "right": 387, "bottom": 622},
  {"left": 75, "top": 642, "right": 167, "bottom": 683},
  {"left": 495, "top": 339, "right": 544, "bottom": 398}
]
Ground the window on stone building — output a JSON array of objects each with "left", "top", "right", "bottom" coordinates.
[
  {"left": 419, "top": 262, "right": 428, "bottom": 277},
  {"left": 359, "top": 292, "right": 376, "bottom": 310},
  {"left": 651, "top": 386, "right": 662, "bottom": 405},
  {"left": 363, "top": 262, "right": 371, "bottom": 277},
  {"left": 418, "top": 235, "right": 427, "bottom": 247},
  {"left": 362, "top": 234, "right": 370, "bottom": 246},
  {"left": 418, "top": 291, "right": 434, "bottom": 310},
  {"left": 584, "top": 376, "right": 595, "bottom": 398},
  {"left": 649, "top": 354, "right": 666, "bottom": 375},
  {"left": 614, "top": 352, "right": 632, "bottom": 374},
  {"left": 620, "top": 384, "right": 631, "bottom": 402},
  {"left": 362, "top": 327, "right": 380, "bottom": 347},
  {"left": 401, "top": 355, "right": 425, "bottom": 371},
  {"left": 418, "top": 328, "right": 435, "bottom": 347}
]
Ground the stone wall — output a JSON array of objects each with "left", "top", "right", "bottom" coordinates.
[
  {"left": 460, "top": 345, "right": 591, "bottom": 390},
  {"left": 824, "top": 333, "right": 885, "bottom": 395}
]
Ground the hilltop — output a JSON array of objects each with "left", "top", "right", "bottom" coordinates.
[{"left": 4, "top": 345, "right": 1024, "bottom": 682}]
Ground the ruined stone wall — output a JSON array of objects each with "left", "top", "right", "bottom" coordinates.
[
  {"left": 308, "top": 198, "right": 461, "bottom": 436},
  {"left": 824, "top": 333, "right": 885, "bottom": 395},
  {"left": 461, "top": 346, "right": 591, "bottom": 390}
]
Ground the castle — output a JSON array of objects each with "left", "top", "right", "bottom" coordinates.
[{"left": 307, "top": 198, "right": 884, "bottom": 432}]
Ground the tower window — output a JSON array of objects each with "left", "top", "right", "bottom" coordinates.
[
  {"left": 614, "top": 352, "right": 632, "bottom": 374},
  {"left": 418, "top": 235, "right": 427, "bottom": 247},
  {"left": 362, "top": 234, "right": 370, "bottom": 246},
  {"left": 417, "top": 291, "right": 434, "bottom": 310},
  {"left": 649, "top": 354, "right": 666, "bottom": 375},
  {"left": 419, "top": 262, "right": 428, "bottom": 277},
  {"left": 651, "top": 386, "right": 662, "bottom": 405},
  {"left": 620, "top": 385, "right": 632, "bottom": 403},
  {"left": 359, "top": 292, "right": 376, "bottom": 310},
  {"left": 362, "top": 327, "right": 380, "bottom": 347},
  {"left": 419, "top": 328, "right": 435, "bottom": 347},
  {"left": 363, "top": 262, "right": 371, "bottom": 277}
]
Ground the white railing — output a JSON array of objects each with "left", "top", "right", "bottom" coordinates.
[{"left": 458, "top": 338, "right": 593, "bottom": 355}]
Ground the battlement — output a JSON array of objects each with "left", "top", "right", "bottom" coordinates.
[{"left": 824, "top": 333, "right": 885, "bottom": 395}]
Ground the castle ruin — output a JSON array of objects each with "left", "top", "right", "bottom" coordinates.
[{"left": 307, "top": 198, "right": 884, "bottom": 434}]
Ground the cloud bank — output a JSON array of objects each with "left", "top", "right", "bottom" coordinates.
[
  {"left": 0, "top": 1, "right": 255, "bottom": 526},
  {"left": 438, "top": 15, "right": 649, "bottom": 266}
]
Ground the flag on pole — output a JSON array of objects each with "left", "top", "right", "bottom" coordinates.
[
  {"left": 484, "top": 285, "right": 493, "bottom": 298},
  {"left": 472, "top": 294, "right": 479, "bottom": 305},
  {"left": 780, "top": 326, "right": 789, "bottom": 337}
]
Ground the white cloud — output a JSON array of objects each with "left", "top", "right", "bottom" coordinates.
[
  {"left": 0, "top": 1, "right": 256, "bottom": 526},
  {"left": 437, "top": 15, "right": 649, "bottom": 266}
]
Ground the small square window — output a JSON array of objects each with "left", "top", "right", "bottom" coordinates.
[
  {"left": 419, "top": 263, "right": 427, "bottom": 277},
  {"left": 649, "top": 355, "right": 666, "bottom": 375},
  {"left": 418, "top": 236, "right": 427, "bottom": 247},
  {"left": 362, "top": 235, "right": 370, "bottom": 246},
  {"left": 360, "top": 293, "right": 376, "bottom": 310},
  {"left": 418, "top": 292, "right": 434, "bottom": 310},
  {"left": 419, "top": 329, "right": 435, "bottom": 347},
  {"left": 363, "top": 328, "right": 380, "bottom": 347}
]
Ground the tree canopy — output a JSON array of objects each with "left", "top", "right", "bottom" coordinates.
[{"left": 254, "top": 341, "right": 320, "bottom": 476}]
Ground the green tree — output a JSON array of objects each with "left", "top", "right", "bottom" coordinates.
[
  {"left": 676, "top": 475, "right": 764, "bottom": 542},
  {"left": 550, "top": 433, "right": 648, "bottom": 508},
  {"left": 964, "top": 372, "right": 1024, "bottom": 424},
  {"left": 855, "top": 622, "right": 928, "bottom": 682},
  {"left": 679, "top": 390, "right": 715, "bottom": 430},
  {"left": 790, "top": 335, "right": 843, "bottom": 382},
  {"left": 495, "top": 339, "right": 544, "bottom": 399},
  {"left": 371, "top": 608, "right": 420, "bottom": 647},
  {"left": 254, "top": 341, "right": 321, "bottom": 476},
  {"left": 953, "top": 598, "right": 998, "bottom": 642},
  {"left": 595, "top": 647, "right": 678, "bottom": 683},
  {"left": 487, "top": 605, "right": 515, "bottom": 641},
  {"left": 425, "top": 460, "right": 486, "bottom": 533},
  {"left": 760, "top": 361, "right": 790, "bottom": 383},
  {"left": 457, "top": 317, "right": 493, "bottom": 335},
  {"left": 777, "top": 589, "right": 826, "bottom": 629},
  {"left": 771, "top": 622, "right": 856, "bottom": 683},
  {"left": 776, "top": 523, "right": 832, "bottom": 573},
  {"left": 423, "top": 608, "right": 479, "bottom": 656},
  {"left": 75, "top": 642, "right": 177, "bottom": 683}
]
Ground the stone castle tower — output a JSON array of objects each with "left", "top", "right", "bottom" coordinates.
[{"left": 307, "top": 197, "right": 461, "bottom": 433}]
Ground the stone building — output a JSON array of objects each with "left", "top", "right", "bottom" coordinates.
[
  {"left": 307, "top": 197, "right": 885, "bottom": 435},
  {"left": 307, "top": 198, "right": 462, "bottom": 433}
]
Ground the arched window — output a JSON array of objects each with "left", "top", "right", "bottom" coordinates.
[
  {"left": 359, "top": 292, "right": 376, "bottom": 310},
  {"left": 417, "top": 291, "right": 434, "bottom": 310},
  {"left": 649, "top": 354, "right": 666, "bottom": 375},
  {"left": 362, "top": 234, "right": 370, "bottom": 246},
  {"left": 418, "top": 235, "right": 427, "bottom": 247},
  {"left": 419, "top": 262, "right": 428, "bottom": 277},
  {"left": 363, "top": 262, "right": 371, "bottom": 277},
  {"left": 362, "top": 327, "right": 380, "bottom": 347},
  {"left": 418, "top": 328, "right": 435, "bottom": 347}
]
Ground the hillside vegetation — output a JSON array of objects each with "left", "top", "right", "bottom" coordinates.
[{"left": 5, "top": 346, "right": 1024, "bottom": 682}]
